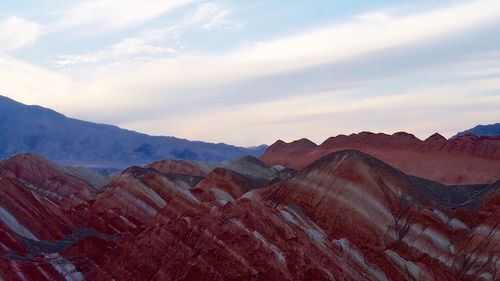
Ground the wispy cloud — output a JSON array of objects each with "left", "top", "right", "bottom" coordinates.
[
  {"left": 222, "top": 0, "right": 500, "bottom": 77},
  {"left": 52, "top": 1, "right": 236, "bottom": 67},
  {"left": 1, "top": 0, "right": 500, "bottom": 145},
  {"left": 46, "top": 0, "right": 500, "bottom": 75},
  {"left": 356, "top": 11, "right": 393, "bottom": 23},
  {"left": 120, "top": 77, "right": 499, "bottom": 145},
  {"left": 0, "top": 16, "right": 41, "bottom": 51},
  {"left": 44, "top": 0, "right": 196, "bottom": 35},
  {"left": 188, "top": 2, "right": 235, "bottom": 31},
  {"left": 0, "top": 0, "right": 197, "bottom": 55},
  {"left": 72, "top": 0, "right": 500, "bottom": 89},
  {"left": 55, "top": 38, "right": 176, "bottom": 67},
  {"left": 0, "top": 54, "right": 74, "bottom": 109}
]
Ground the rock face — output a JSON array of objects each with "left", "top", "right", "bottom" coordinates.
[
  {"left": 145, "top": 159, "right": 210, "bottom": 177},
  {"left": 0, "top": 153, "right": 99, "bottom": 213},
  {"left": 191, "top": 167, "right": 267, "bottom": 205},
  {"left": 146, "top": 155, "right": 297, "bottom": 185},
  {"left": 0, "top": 153, "right": 115, "bottom": 281},
  {"left": 256, "top": 150, "right": 500, "bottom": 280},
  {"left": 1, "top": 151, "right": 498, "bottom": 280},
  {"left": 260, "top": 132, "right": 500, "bottom": 184},
  {"left": 220, "top": 155, "right": 297, "bottom": 182}
]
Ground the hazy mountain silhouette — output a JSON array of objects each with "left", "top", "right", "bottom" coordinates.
[
  {"left": 454, "top": 123, "right": 500, "bottom": 138},
  {"left": 0, "top": 95, "right": 266, "bottom": 168}
]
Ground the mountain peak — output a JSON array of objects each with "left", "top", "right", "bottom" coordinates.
[
  {"left": 392, "top": 131, "right": 420, "bottom": 140},
  {"left": 274, "top": 139, "right": 286, "bottom": 145},
  {"left": 302, "top": 149, "right": 386, "bottom": 173},
  {"left": 261, "top": 131, "right": 500, "bottom": 184},
  {"left": 289, "top": 138, "right": 317, "bottom": 148},
  {"left": 425, "top": 132, "right": 446, "bottom": 142},
  {"left": 454, "top": 123, "right": 500, "bottom": 138},
  {"left": 6, "top": 152, "right": 66, "bottom": 174}
]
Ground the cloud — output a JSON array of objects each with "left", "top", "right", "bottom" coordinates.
[
  {"left": 0, "top": 16, "right": 41, "bottom": 51},
  {"left": 144, "top": 1, "right": 236, "bottom": 36},
  {"left": 55, "top": 37, "right": 176, "bottom": 67},
  {"left": 0, "top": 54, "right": 75, "bottom": 109},
  {"left": 187, "top": 2, "right": 234, "bottom": 31},
  {"left": 222, "top": 0, "right": 500, "bottom": 77},
  {"left": 356, "top": 11, "right": 393, "bottom": 23},
  {"left": 80, "top": 0, "right": 500, "bottom": 91},
  {"left": 51, "top": 1, "right": 237, "bottom": 67},
  {"left": 45, "top": 0, "right": 196, "bottom": 35},
  {"left": 119, "top": 78, "right": 500, "bottom": 146},
  {"left": 2, "top": 0, "right": 500, "bottom": 145},
  {"left": 90, "top": 1, "right": 500, "bottom": 144}
]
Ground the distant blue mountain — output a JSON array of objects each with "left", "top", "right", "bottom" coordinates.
[
  {"left": 453, "top": 123, "right": 500, "bottom": 138},
  {"left": 0, "top": 95, "right": 267, "bottom": 168}
]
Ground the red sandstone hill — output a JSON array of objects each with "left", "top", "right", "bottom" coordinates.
[
  {"left": 0, "top": 151, "right": 498, "bottom": 280},
  {"left": 254, "top": 150, "right": 500, "bottom": 280},
  {"left": 0, "top": 154, "right": 114, "bottom": 281},
  {"left": 87, "top": 150, "right": 499, "bottom": 280},
  {"left": 145, "top": 159, "right": 210, "bottom": 177},
  {"left": 261, "top": 132, "right": 500, "bottom": 184}
]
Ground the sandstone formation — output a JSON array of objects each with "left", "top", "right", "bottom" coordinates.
[
  {"left": 261, "top": 132, "right": 500, "bottom": 184},
  {"left": 0, "top": 149, "right": 498, "bottom": 280},
  {"left": 0, "top": 154, "right": 114, "bottom": 281}
]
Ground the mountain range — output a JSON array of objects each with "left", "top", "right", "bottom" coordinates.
[
  {"left": 0, "top": 148, "right": 498, "bottom": 280},
  {"left": 0, "top": 95, "right": 266, "bottom": 169},
  {"left": 454, "top": 123, "right": 500, "bottom": 138},
  {"left": 260, "top": 132, "right": 500, "bottom": 184},
  {"left": 0, "top": 95, "right": 499, "bottom": 280},
  {"left": 0, "top": 95, "right": 496, "bottom": 174}
]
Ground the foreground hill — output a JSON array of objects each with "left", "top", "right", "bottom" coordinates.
[
  {"left": 0, "top": 95, "right": 266, "bottom": 168},
  {"left": 260, "top": 132, "right": 500, "bottom": 184},
  {"left": 0, "top": 151, "right": 498, "bottom": 280},
  {"left": 454, "top": 123, "right": 500, "bottom": 138}
]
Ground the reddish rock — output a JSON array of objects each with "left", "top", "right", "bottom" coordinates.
[
  {"left": 145, "top": 155, "right": 296, "bottom": 184},
  {"left": 85, "top": 151, "right": 500, "bottom": 280},
  {"left": 0, "top": 154, "right": 115, "bottom": 281},
  {"left": 261, "top": 132, "right": 500, "bottom": 184},
  {"left": 88, "top": 194, "right": 391, "bottom": 281},
  {"left": 0, "top": 185, "right": 81, "bottom": 281},
  {"left": 221, "top": 155, "right": 297, "bottom": 181},
  {"left": 191, "top": 167, "right": 266, "bottom": 205},
  {"left": 255, "top": 150, "right": 500, "bottom": 280},
  {"left": 90, "top": 166, "right": 202, "bottom": 235},
  {"left": 0, "top": 153, "right": 98, "bottom": 211},
  {"left": 145, "top": 159, "right": 209, "bottom": 177},
  {"left": 188, "top": 156, "right": 297, "bottom": 206},
  {"left": 1, "top": 151, "right": 498, "bottom": 281},
  {"left": 0, "top": 176, "right": 73, "bottom": 241}
]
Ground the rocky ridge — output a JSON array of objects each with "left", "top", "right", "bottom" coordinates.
[
  {"left": 260, "top": 132, "right": 500, "bottom": 184},
  {"left": 1, "top": 148, "right": 498, "bottom": 280}
]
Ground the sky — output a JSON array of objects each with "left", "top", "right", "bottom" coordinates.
[{"left": 0, "top": 0, "right": 500, "bottom": 146}]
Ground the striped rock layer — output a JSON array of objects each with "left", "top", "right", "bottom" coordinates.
[
  {"left": 0, "top": 150, "right": 498, "bottom": 280},
  {"left": 260, "top": 132, "right": 500, "bottom": 184}
]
